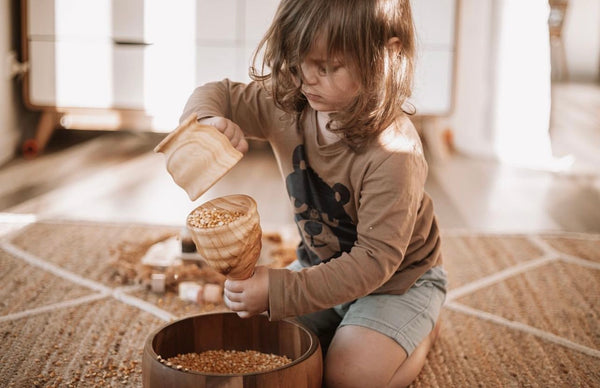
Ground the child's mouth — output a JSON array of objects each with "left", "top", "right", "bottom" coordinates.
[{"left": 304, "top": 92, "right": 320, "bottom": 101}]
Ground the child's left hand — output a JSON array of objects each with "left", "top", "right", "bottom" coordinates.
[{"left": 223, "top": 266, "right": 269, "bottom": 318}]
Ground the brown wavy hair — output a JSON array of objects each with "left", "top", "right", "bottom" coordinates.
[{"left": 250, "top": 0, "right": 415, "bottom": 150}]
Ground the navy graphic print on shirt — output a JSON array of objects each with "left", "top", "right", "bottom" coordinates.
[{"left": 285, "top": 145, "right": 357, "bottom": 265}]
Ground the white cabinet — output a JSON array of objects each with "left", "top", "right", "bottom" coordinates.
[
  {"left": 25, "top": 0, "right": 197, "bottom": 119},
  {"left": 411, "top": 0, "right": 458, "bottom": 116},
  {"left": 22, "top": 0, "right": 457, "bottom": 154}
]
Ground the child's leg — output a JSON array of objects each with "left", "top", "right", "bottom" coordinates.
[
  {"left": 288, "top": 260, "right": 345, "bottom": 355},
  {"left": 324, "top": 321, "right": 440, "bottom": 388},
  {"left": 324, "top": 324, "right": 406, "bottom": 387},
  {"left": 388, "top": 319, "right": 441, "bottom": 387},
  {"left": 295, "top": 307, "right": 343, "bottom": 355},
  {"left": 324, "top": 266, "right": 447, "bottom": 387}
]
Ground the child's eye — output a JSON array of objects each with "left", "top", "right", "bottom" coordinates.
[{"left": 318, "top": 64, "right": 342, "bottom": 76}]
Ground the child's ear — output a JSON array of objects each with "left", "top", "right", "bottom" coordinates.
[{"left": 386, "top": 37, "right": 402, "bottom": 55}]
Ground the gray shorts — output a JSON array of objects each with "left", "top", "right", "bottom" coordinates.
[{"left": 287, "top": 262, "right": 448, "bottom": 356}]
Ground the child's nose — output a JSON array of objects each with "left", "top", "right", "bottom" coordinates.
[{"left": 302, "top": 65, "right": 318, "bottom": 85}]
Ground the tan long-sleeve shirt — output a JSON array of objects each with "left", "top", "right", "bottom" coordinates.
[{"left": 181, "top": 79, "right": 442, "bottom": 321}]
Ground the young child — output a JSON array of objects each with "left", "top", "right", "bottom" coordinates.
[{"left": 179, "top": 0, "right": 447, "bottom": 386}]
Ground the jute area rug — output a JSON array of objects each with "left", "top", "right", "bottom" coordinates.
[{"left": 0, "top": 219, "right": 598, "bottom": 387}]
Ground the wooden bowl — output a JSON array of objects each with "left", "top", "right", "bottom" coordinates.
[
  {"left": 142, "top": 312, "right": 322, "bottom": 388},
  {"left": 186, "top": 194, "right": 262, "bottom": 280}
]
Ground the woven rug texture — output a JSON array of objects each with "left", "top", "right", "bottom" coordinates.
[{"left": 0, "top": 220, "right": 599, "bottom": 387}]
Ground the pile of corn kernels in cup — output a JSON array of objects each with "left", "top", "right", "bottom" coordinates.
[
  {"left": 187, "top": 208, "right": 244, "bottom": 229},
  {"left": 159, "top": 350, "right": 292, "bottom": 374}
]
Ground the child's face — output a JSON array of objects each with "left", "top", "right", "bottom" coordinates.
[{"left": 299, "top": 36, "right": 360, "bottom": 113}]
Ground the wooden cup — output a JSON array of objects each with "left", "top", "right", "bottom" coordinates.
[{"left": 186, "top": 194, "right": 262, "bottom": 280}]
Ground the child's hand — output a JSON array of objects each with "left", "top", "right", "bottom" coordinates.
[
  {"left": 223, "top": 266, "right": 269, "bottom": 318},
  {"left": 197, "top": 116, "right": 249, "bottom": 154}
]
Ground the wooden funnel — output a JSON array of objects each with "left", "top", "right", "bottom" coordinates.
[
  {"left": 154, "top": 114, "right": 243, "bottom": 201},
  {"left": 186, "top": 194, "right": 262, "bottom": 280}
]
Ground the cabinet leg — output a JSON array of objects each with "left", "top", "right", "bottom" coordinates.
[{"left": 22, "top": 111, "right": 62, "bottom": 159}]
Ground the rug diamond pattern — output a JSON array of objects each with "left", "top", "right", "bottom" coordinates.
[
  {"left": 1, "top": 221, "right": 599, "bottom": 387},
  {"left": 0, "top": 247, "right": 93, "bottom": 317},
  {"left": 416, "top": 232, "right": 600, "bottom": 386}
]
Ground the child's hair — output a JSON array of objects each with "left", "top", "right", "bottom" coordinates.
[{"left": 250, "top": 0, "right": 415, "bottom": 150}]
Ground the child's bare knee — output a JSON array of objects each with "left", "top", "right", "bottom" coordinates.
[{"left": 324, "top": 361, "right": 389, "bottom": 388}]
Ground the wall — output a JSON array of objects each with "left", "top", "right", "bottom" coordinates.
[
  {"left": 0, "top": 0, "right": 21, "bottom": 165},
  {"left": 563, "top": 0, "right": 600, "bottom": 81},
  {"left": 446, "top": 0, "right": 495, "bottom": 159},
  {"left": 449, "top": 0, "right": 559, "bottom": 169}
]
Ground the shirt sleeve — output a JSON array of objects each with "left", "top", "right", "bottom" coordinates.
[
  {"left": 268, "top": 149, "right": 429, "bottom": 320},
  {"left": 179, "top": 78, "right": 283, "bottom": 140}
]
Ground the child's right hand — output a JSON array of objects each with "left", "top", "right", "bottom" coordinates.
[{"left": 197, "top": 116, "right": 249, "bottom": 154}]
